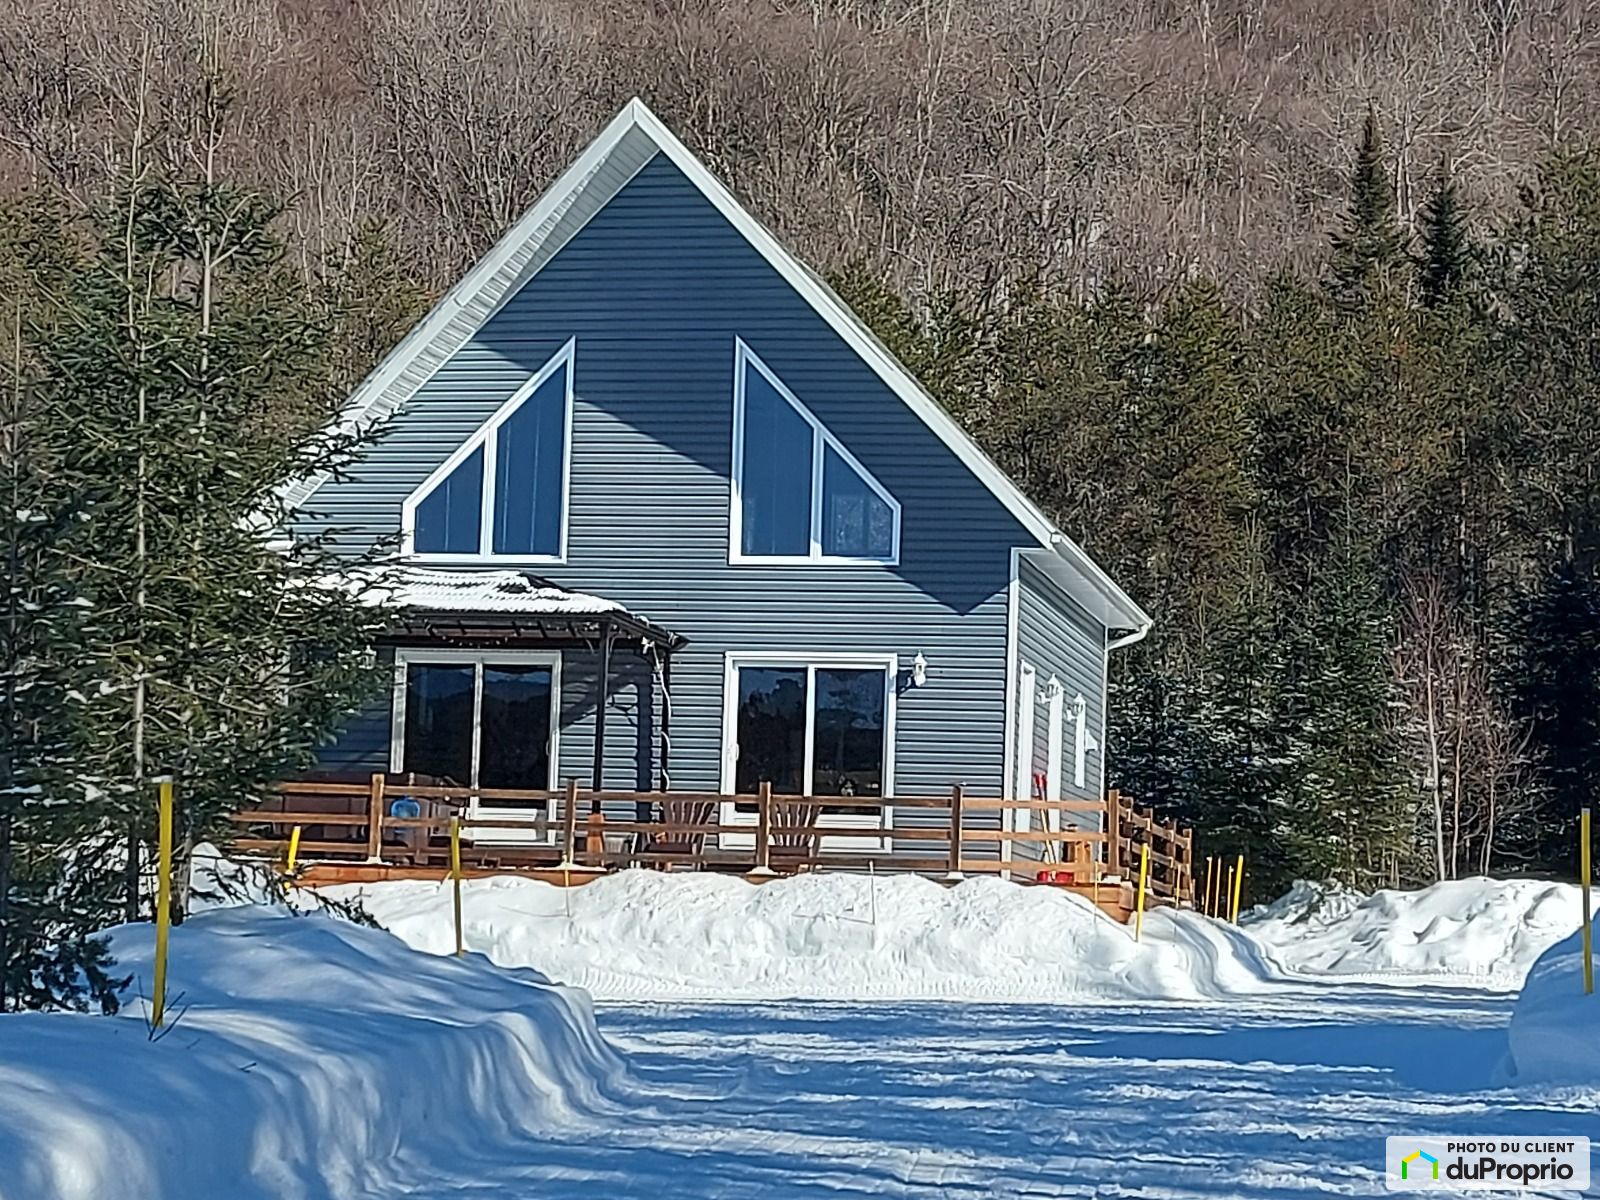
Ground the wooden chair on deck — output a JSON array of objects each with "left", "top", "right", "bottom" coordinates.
[
  {"left": 769, "top": 799, "right": 823, "bottom": 873},
  {"left": 645, "top": 796, "right": 717, "bottom": 869}
]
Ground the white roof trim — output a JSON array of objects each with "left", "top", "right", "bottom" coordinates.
[{"left": 286, "top": 98, "right": 1149, "bottom": 632}]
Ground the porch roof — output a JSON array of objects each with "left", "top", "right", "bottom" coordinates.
[{"left": 333, "top": 566, "right": 686, "bottom": 649}]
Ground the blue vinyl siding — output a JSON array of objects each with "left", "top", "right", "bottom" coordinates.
[
  {"left": 1015, "top": 557, "right": 1109, "bottom": 859},
  {"left": 313, "top": 647, "right": 395, "bottom": 775},
  {"left": 300, "top": 154, "right": 1103, "bottom": 851}
]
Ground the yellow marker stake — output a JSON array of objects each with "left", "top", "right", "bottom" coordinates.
[
  {"left": 286, "top": 825, "right": 303, "bottom": 874},
  {"left": 151, "top": 776, "right": 174, "bottom": 1031},
  {"left": 450, "top": 816, "right": 465, "bottom": 958},
  {"left": 1581, "top": 807, "right": 1593, "bottom": 997},
  {"left": 1231, "top": 854, "right": 1245, "bottom": 923},
  {"left": 1134, "top": 843, "right": 1150, "bottom": 943},
  {"left": 1202, "top": 856, "right": 1215, "bottom": 916}
]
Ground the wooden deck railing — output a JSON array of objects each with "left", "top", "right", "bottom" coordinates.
[{"left": 228, "top": 775, "right": 1194, "bottom": 905}]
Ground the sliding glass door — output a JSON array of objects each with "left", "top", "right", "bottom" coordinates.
[
  {"left": 393, "top": 651, "right": 559, "bottom": 842},
  {"left": 726, "top": 656, "right": 895, "bottom": 824}
]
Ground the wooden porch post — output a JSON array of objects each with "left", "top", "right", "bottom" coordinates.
[
  {"left": 562, "top": 778, "right": 579, "bottom": 866},
  {"left": 366, "top": 772, "right": 386, "bottom": 862},
  {"left": 945, "top": 785, "right": 965, "bottom": 880},
  {"left": 1105, "top": 788, "right": 1121, "bottom": 878},
  {"left": 752, "top": 780, "right": 773, "bottom": 875}
]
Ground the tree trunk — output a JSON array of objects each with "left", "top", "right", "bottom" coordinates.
[
  {"left": 0, "top": 808, "right": 12, "bottom": 1013},
  {"left": 1425, "top": 661, "right": 1446, "bottom": 882}
]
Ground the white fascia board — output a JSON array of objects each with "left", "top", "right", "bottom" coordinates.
[{"left": 1020, "top": 546, "right": 1151, "bottom": 635}]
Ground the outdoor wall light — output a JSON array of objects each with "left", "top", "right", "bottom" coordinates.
[{"left": 911, "top": 651, "right": 928, "bottom": 687}]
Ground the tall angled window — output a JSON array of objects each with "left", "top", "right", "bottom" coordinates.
[
  {"left": 731, "top": 339, "right": 900, "bottom": 564},
  {"left": 403, "top": 340, "right": 574, "bottom": 559}
]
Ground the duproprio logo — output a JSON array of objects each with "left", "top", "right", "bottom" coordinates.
[{"left": 1385, "top": 1136, "right": 1589, "bottom": 1191}]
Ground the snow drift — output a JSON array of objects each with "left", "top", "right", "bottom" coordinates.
[
  {"left": 1241, "top": 877, "right": 1583, "bottom": 990},
  {"left": 326, "top": 870, "right": 1284, "bottom": 1003},
  {"left": 0, "top": 908, "right": 626, "bottom": 1200},
  {"left": 1502, "top": 925, "right": 1600, "bottom": 1087}
]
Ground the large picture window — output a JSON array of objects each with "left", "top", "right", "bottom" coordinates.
[
  {"left": 731, "top": 340, "right": 900, "bottom": 564},
  {"left": 403, "top": 340, "right": 574, "bottom": 560},
  {"left": 724, "top": 655, "right": 895, "bottom": 818}
]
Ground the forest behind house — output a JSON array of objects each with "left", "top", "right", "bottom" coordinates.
[{"left": 3, "top": 0, "right": 1600, "bottom": 1008}]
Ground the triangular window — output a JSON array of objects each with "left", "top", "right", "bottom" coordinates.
[
  {"left": 403, "top": 340, "right": 573, "bottom": 559},
  {"left": 732, "top": 340, "right": 899, "bottom": 563}
]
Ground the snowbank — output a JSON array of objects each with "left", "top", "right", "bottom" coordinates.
[
  {"left": 0, "top": 908, "right": 626, "bottom": 1200},
  {"left": 326, "top": 870, "right": 1284, "bottom": 1003},
  {"left": 1503, "top": 926, "right": 1600, "bottom": 1087},
  {"left": 1242, "top": 877, "right": 1583, "bottom": 990}
]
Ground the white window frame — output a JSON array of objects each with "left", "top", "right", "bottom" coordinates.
[
  {"left": 728, "top": 338, "right": 902, "bottom": 566},
  {"left": 718, "top": 650, "right": 897, "bottom": 846},
  {"left": 389, "top": 647, "right": 562, "bottom": 844},
  {"left": 399, "top": 339, "right": 576, "bottom": 564}
]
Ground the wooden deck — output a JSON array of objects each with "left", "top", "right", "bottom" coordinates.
[{"left": 230, "top": 779, "right": 1190, "bottom": 923}]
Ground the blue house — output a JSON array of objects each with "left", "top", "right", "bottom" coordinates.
[{"left": 287, "top": 99, "right": 1150, "bottom": 866}]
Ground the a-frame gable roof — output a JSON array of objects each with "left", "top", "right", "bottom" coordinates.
[{"left": 285, "top": 99, "right": 1149, "bottom": 632}]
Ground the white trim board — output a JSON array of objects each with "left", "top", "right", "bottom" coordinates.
[{"left": 280, "top": 97, "right": 1148, "bottom": 633}]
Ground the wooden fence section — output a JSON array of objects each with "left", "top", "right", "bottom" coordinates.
[{"left": 228, "top": 775, "right": 1195, "bottom": 912}]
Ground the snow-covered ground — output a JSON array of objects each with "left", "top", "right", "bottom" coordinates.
[
  {"left": 1504, "top": 926, "right": 1600, "bottom": 1087},
  {"left": 325, "top": 869, "right": 1285, "bottom": 1002},
  {"left": 2, "top": 861, "right": 1597, "bottom": 1199},
  {"left": 1241, "top": 877, "right": 1583, "bottom": 989},
  {"left": 0, "top": 909, "right": 626, "bottom": 1200}
]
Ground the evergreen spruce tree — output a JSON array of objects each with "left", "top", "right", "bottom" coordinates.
[
  {"left": 0, "top": 199, "right": 126, "bottom": 1012},
  {"left": 1496, "top": 153, "right": 1600, "bottom": 866},
  {"left": 1279, "top": 535, "right": 1410, "bottom": 884},
  {"left": 1508, "top": 561, "right": 1600, "bottom": 869},
  {"left": 25, "top": 99, "right": 394, "bottom": 925},
  {"left": 1187, "top": 552, "right": 1296, "bottom": 892},
  {"left": 1416, "top": 161, "right": 1473, "bottom": 308},
  {"left": 1329, "top": 107, "right": 1410, "bottom": 304}
]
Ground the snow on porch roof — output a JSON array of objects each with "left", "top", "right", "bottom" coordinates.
[
  {"left": 341, "top": 566, "right": 623, "bottom": 615},
  {"left": 328, "top": 566, "right": 688, "bottom": 648}
]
